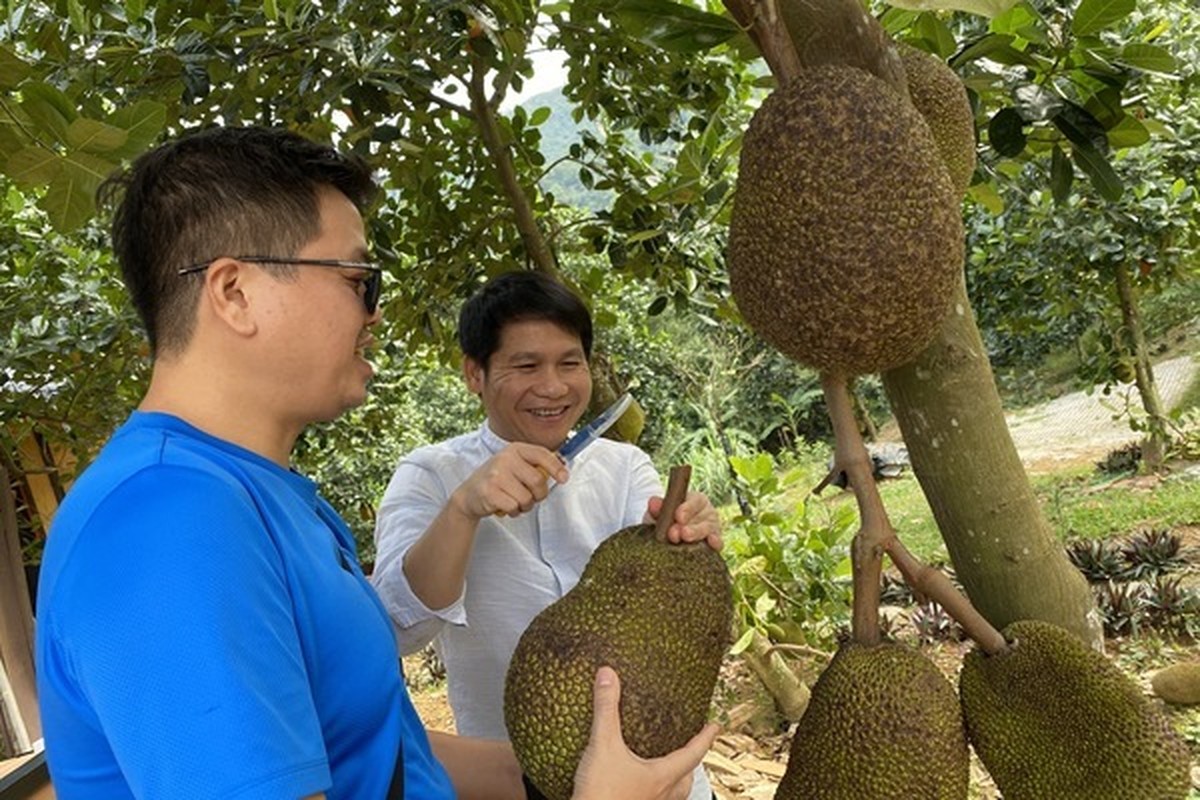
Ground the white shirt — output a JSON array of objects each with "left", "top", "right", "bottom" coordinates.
[{"left": 372, "top": 422, "right": 714, "bottom": 799}]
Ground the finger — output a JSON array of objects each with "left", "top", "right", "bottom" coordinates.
[
  {"left": 515, "top": 444, "right": 569, "bottom": 485},
  {"left": 655, "top": 722, "right": 719, "bottom": 781},
  {"left": 588, "top": 666, "right": 623, "bottom": 749}
]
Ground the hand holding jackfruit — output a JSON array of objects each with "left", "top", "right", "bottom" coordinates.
[{"left": 504, "top": 466, "right": 732, "bottom": 800}]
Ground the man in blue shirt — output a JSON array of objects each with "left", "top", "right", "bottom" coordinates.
[{"left": 35, "top": 126, "right": 717, "bottom": 799}]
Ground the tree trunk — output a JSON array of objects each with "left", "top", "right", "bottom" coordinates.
[
  {"left": 1113, "top": 262, "right": 1169, "bottom": 470},
  {"left": 882, "top": 277, "right": 1103, "bottom": 647}
]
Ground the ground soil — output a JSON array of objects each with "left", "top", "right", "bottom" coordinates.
[{"left": 403, "top": 353, "right": 1200, "bottom": 798}]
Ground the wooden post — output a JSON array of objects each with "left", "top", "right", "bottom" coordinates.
[{"left": 0, "top": 464, "right": 40, "bottom": 748}]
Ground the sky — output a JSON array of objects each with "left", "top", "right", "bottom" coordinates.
[{"left": 501, "top": 46, "right": 568, "bottom": 110}]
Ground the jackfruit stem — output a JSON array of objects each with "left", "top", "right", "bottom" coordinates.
[
  {"left": 724, "top": 0, "right": 804, "bottom": 83},
  {"left": 723, "top": 0, "right": 909, "bottom": 103},
  {"left": 654, "top": 465, "right": 692, "bottom": 542},
  {"left": 884, "top": 538, "right": 1008, "bottom": 656},
  {"left": 820, "top": 372, "right": 889, "bottom": 646},
  {"left": 822, "top": 372, "right": 1010, "bottom": 655}
]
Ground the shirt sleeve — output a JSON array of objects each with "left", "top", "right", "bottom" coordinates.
[
  {"left": 623, "top": 446, "right": 663, "bottom": 526},
  {"left": 371, "top": 455, "right": 467, "bottom": 656},
  {"left": 46, "top": 467, "right": 330, "bottom": 799}
]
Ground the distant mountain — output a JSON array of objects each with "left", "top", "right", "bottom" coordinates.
[{"left": 519, "top": 86, "right": 612, "bottom": 211}]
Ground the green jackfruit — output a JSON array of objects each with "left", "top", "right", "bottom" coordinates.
[
  {"left": 775, "top": 641, "right": 969, "bottom": 799},
  {"left": 503, "top": 476, "right": 732, "bottom": 800},
  {"left": 728, "top": 65, "right": 963, "bottom": 376},
  {"left": 960, "top": 619, "right": 1192, "bottom": 800},
  {"left": 897, "top": 44, "right": 977, "bottom": 197}
]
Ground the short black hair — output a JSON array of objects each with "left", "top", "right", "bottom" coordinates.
[
  {"left": 97, "top": 126, "right": 376, "bottom": 355},
  {"left": 457, "top": 271, "right": 593, "bottom": 369}
]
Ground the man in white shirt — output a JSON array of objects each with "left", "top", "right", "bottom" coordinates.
[{"left": 372, "top": 271, "right": 723, "bottom": 799}]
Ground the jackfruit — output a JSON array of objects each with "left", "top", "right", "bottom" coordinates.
[
  {"left": 503, "top": 468, "right": 732, "bottom": 800},
  {"left": 959, "top": 619, "right": 1192, "bottom": 799},
  {"left": 897, "top": 43, "right": 977, "bottom": 197},
  {"left": 775, "top": 640, "right": 969, "bottom": 799},
  {"left": 728, "top": 65, "right": 963, "bottom": 376}
]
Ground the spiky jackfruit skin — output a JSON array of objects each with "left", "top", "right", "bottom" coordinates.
[
  {"left": 898, "top": 44, "right": 977, "bottom": 197},
  {"left": 775, "top": 641, "right": 969, "bottom": 799},
  {"left": 503, "top": 525, "right": 732, "bottom": 800},
  {"left": 728, "top": 65, "right": 963, "bottom": 376},
  {"left": 959, "top": 620, "right": 1192, "bottom": 800}
]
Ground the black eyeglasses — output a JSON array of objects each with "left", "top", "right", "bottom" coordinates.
[{"left": 178, "top": 256, "right": 383, "bottom": 314}]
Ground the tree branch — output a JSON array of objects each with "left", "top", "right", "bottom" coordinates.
[{"left": 466, "top": 50, "right": 558, "bottom": 273}]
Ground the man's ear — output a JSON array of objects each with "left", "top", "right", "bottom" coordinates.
[
  {"left": 462, "top": 357, "right": 485, "bottom": 395},
  {"left": 203, "top": 258, "right": 257, "bottom": 337}
]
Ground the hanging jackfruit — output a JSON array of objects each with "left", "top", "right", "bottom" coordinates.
[
  {"left": 728, "top": 64, "right": 963, "bottom": 376},
  {"left": 960, "top": 619, "right": 1192, "bottom": 800},
  {"left": 774, "top": 640, "right": 969, "bottom": 799}
]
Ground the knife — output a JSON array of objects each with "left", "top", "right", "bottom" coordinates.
[{"left": 558, "top": 392, "right": 634, "bottom": 463}]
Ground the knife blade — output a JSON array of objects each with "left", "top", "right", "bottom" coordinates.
[{"left": 558, "top": 392, "right": 633, "bottom": 463}]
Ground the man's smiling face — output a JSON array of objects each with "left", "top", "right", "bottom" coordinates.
[{"left": 464, "top": 318, "right": 592, "bottom": 450}]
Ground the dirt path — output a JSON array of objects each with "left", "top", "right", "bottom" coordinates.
[{"left": 1008, "top": 354, "right": 1197, "bottom": 471}]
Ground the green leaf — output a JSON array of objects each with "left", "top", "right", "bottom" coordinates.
[
  {"left": 1113, "top": 43, "right": 1177, "bottom": 75},
  {"left": 1050, "top": 144, "right": 1073, "bottom": 204},
  {"left": 988, "top": 107, "right": 1026, "bottom": 157},
  {"left": 6, "top": 146, "right": 62, "bottom": 188},
  {"left": 67, "top": 118, "right": 130, "bottom": 154},
  {"left": 728, "top": 627, "right": 755, "bottom": 656},
  {"left": 1071, "top": 0, "right": 1134, "bottom": 37},
  {"left": 0, "top": 46, "right": 32, "bottom": 90},
  {"left": 968, "top": 181, "right": 1005, "bottom": 213},
  {"left": 107, "top": 101, "right": 167, "bottom": 160},
  {"left": 914, "top": 12, "right": 957, "bottom": 58},
  {"left": 609, "top": 0, "right": 741, "bottom": 53},
  {"left": 67, "top": 0, "right": 90, "bottom": 36},
  {"left": 125, "top": 0, "right": 146, "bottom": 20},
  {"left": 0, "top": 117, "right": 24, "bottom": 160},
  {"left": 1071, "top": 142, "right": 1123, "bottom": 201},
  {"left": 1105, "top": 114, "right": 1149, "bottom": 150},
  {"left": 42, "top": 161, "right": 100, "bottom": 231},
  {"left": 528, "top": 106, "right": 551, "bottom": 126},
  {"left": 884, "top": 0, "right": 1019, "bottom": 17},
  {"left": 990, "top": 2, "right": 1048, "bottom": 45},
  {"left": 950, "top": 33, "right": 1032, "bottom": 67},
  {"left": 20, "top": 82, "right": 78, "bottom": 145},
  {"left": 1052, "top": 102, "right": 1108, "bottom": 155}
]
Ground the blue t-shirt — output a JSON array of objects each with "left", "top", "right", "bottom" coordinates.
[{"left": 36, "top": 411, "right": 456, "bottom": 799}]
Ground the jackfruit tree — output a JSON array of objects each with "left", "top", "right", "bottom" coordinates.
[
  {"left": 722, "top": 18, "right": 1191, "bottom": 786},
  {"left": 2, "top": 0, "right": 1192, "bottom": 642}
]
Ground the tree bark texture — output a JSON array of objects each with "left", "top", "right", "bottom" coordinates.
[{"left": 882, "top": 278, "right": 1103, "bottom": 647}]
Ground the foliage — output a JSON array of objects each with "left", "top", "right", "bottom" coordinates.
[
  {"left": 910, "top": 601, "right": 963, "bottom": 644},
  {"left": 723, "top": 452, "right": 856, "bottom": 655},
  {"left": 1066, "top": 527, "right": 1198, "bottom": 638},
  {"left": 1040, "top": 468, "right": 1200, "bottom": 541},
  {"left": 0, "top": 179, "right": 146, "bottom": 502},
  {"left": 1065, "top": 537, "right": 1128, "bottom": 582}
]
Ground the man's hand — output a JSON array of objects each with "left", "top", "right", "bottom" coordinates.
[
  {"left": 572, "top": 667, "right": 718, "bottom": 800},
  {"left": 645, "top": 491, "right": 723, "bottom": 551},
  {"left": 448, "top": 444, "right": 570, "bottom": 520}
]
